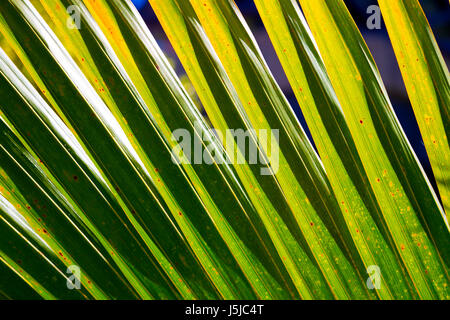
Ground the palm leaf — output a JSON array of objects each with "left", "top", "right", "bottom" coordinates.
[{"left": 0, "top": 0, "right": 448, "bottom": 300}]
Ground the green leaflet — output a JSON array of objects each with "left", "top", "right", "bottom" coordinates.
[
  {"left": 0, "top": 254, "right": 45, "bottom": 299},
  {"left": 0, "top": 192, "right": 76, "bottom": 300},
  {"left": 0, "top": 115, "right": 142, "bottom": 299},
  {"left": 378, "top": 0, "right": 450, "bottom": 217},
  {"left": 297, "top": 0, "right": 449, "bottom": 299}
]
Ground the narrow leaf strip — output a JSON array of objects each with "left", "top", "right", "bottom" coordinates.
[{"left": 378, "top": 0, "right": 450, "bottom": 217}]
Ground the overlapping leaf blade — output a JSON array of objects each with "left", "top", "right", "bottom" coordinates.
[
  {"left": 149, "top": 0, "right": 352, "bottom": 299},
  {"left": 378, "top": 0, "right": 450, "bottom": 217},
  {"left": 0, "top": 0, "right": 447, "bottom": 300},
  {"left": 253, "top": 0, "right": 416, "bottom": 299},
  {"left": 297, "top": 0, "right": 449, "bottom": 299},
  {"left": 162, "top": 0, "right": 373, "bottom": 299}
]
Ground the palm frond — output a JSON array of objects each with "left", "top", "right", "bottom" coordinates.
[{"left": 0, "top": 0, "right": 448, "bottom": 300}]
